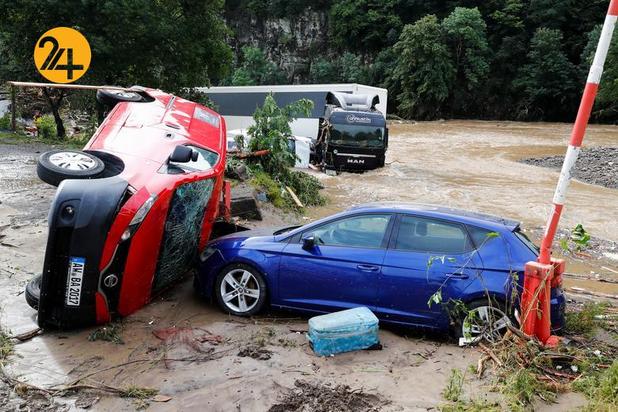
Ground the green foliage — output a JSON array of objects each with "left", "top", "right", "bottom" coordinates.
[
  {"left": 565, "top": 302, "right": 606, "bottom": 336},
  {"left": 329, "top": 0, "right": 402, "bottom": 52},
  {"left": 231, "top": 47, "right": 286, "bottom": 86},
  {"left": 309, "top": 53, "right": 367, "bottom": 84},
  {"left": 514, "top": 28, "right": 579, "bottom": 120},
  {"left": 443, "top": 369, "right": 465, "bottom": 402},
  {"left": 0, "top": 0, "right": 232, "bottom": 90},
  {"left": 573, "top": 360, "right": 618, "bottom": 411},
  {"left": 246, "top": 95, "right": 325, "bottom": 209},
  {"left": 0, "top": 113, "right": 10, "bottom": 130},
  {"left": 0, "top": 328, "right": 14, "bottom": 362},
  {"left": 442, "top": 7, "right": 490, "bottom": 115},
  {"left": 560, "top": 223, "right": 591, "bottom": 254},
  {"left": 502, "top": 368, "right": 555, "bottom": 411},
  {"left": 392, "top": 15, "right": 454, "bottom": 119},
  {"left": 35, "top": 115, "right": 57, "bottom": 139}
]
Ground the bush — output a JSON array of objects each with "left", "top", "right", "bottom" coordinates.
[
  {"left": 36, "top": 115, "right": 57, "bottom": 139},
  {"left": 244, "top": 94, "right": 325, "bottom": 210},
  {"left": 0, "top": 113, "right": 10, "bottom": 130},
  {"left": 565, "top": 302, "right": 606, "bottom": 336}
]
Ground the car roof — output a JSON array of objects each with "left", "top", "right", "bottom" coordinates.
[{"left": 346, "top": 202, "right": 520, "bottom": 231}]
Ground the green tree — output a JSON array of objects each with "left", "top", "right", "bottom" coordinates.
[
  {"left": 391, "top": 15, "right": 455, "bottom": 119},
  {"left": 442, "top": 7, "right": 490, "bottom": 115},
  {"left": 0, "top": 0, "right": 231, "bottom": 137},
  {"left": 309, "top": 52, "right": 367, "bottom": 83},
  {"left": 329, "top": 0, "right": 402, "bottom": 53},
  {"left": 514, "top": 28, "right": 579, "bottom": 120},
  {"left": 231, "top": 46, "right": 286, "bottom": 85}
]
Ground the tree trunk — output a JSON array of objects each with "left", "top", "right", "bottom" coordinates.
[{"left": 42, "top": 88, "right": 66, "bottom": 139}]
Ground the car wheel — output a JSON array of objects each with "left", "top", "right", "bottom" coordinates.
[
  {"left": 96, "top": 89, "right": 145, "bottom": 107},
  {"left": 37, "top": 150, "right": 105, "bottom": 186},
  {"left": 215, "top": 264, "right": 267, "bottom": 317},
  {"left": 25, "top": 275, "right": 41, "bottom": 310},
  {"left": 457, "top": 300, "right": 513, "bottom": 344}
]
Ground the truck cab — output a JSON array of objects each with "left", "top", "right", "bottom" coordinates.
[{"left": 315, "top": 92, "right": 388, "bottom": 172}]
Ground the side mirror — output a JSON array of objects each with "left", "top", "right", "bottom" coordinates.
[
  {"left": 169, "top": 145, "right": 198, "bottom": 163},
  {"left": 302, "top": 235, "right": 316, "bottom": 250}
]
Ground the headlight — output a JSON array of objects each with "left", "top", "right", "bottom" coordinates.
[{"left": 121, "top": 194, "right": 157, "bottom": 241}]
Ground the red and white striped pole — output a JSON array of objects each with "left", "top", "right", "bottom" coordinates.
[
  {"left": 539, "top": 0, "right": 618, "bottom": 264},
  {"left": 522, "top": 0, "right": 618, "bottom": 345}
]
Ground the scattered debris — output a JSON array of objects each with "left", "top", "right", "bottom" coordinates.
[
  {"left": 238, "top": 344, "right": 273, "bottom": 360},
  {"left": 268, "top": 380, "right": 384, "bottom": 412},
  {"left": 88, "top": 322, "right": 124, "bottom": 344}
]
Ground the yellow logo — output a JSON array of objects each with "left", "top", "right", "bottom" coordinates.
[{"left": 34, "top": 27, "right": 91, "bottom": 84}]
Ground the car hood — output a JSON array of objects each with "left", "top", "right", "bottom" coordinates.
[{"left": 212, "top": 225, "right": 299, "bottom": 244}]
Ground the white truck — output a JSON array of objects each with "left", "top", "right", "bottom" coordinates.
[{"left": 199, "top": 84, "right": 388, "bottom": 172}]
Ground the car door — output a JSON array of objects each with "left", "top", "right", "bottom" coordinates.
[
  {"left": 377, "top": 214, "right": 482, "bottom": 328},
  {"left": 278, "top": 213, "right": 393, "bottom": 313}
]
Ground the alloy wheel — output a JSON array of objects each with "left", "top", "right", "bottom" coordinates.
[
  {"left": 220, "top": 269, "right": 261, "bottom": 313},
  {"left": 462, "top": 305, "right": 511, "bottom": 344}
]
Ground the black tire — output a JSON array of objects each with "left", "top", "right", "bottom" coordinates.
[
  {"left": 37, "top": 150, "right": 105, "bottom": 186},
  {"left": 214, "top": 263, "right": 267, "bottom": 317},
  {"left": 96, "top": 89, "right": 145, "bottom": 107},
  {"left": 25, "top": 275, "right": 41, "bottom": 310},
  {"left": 453, "top": 299, "right": 514, "bottom": 343}
]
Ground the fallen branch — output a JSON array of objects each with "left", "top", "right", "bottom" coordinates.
[
  {"left": 479, "top": 343, "right": 503, "bottom": 367},
  {"left": 11, "top": 328, "right": 42, "bottom": 342},
  {"left": 234, "top": 149, "right": 270, "bottom": 159}
]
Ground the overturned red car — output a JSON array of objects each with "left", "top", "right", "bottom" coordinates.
[{"left": 25, "top": 88, "right": 227, "bottom": 329}]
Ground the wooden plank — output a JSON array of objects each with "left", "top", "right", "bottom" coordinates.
[
  {"left": 285, "top": 186, "right": 304, "bottom": 208},
  {"left": 10, "top": 84, "right": 16, "bottom": 131}
]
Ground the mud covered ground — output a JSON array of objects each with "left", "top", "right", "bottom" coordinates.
[
  {"left": 2, "top": 121, "right": 617, "bottom": 411},
  {"left": 521, "top": 147, "right": 618, "bottom": 189}
]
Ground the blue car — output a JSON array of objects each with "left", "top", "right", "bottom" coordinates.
[{"left": 196, "top": 203, "right": 565, "bottom": 342}]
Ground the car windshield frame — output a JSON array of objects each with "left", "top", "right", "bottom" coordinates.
[{"left": 514, "top": 228, "right": 540, "bottom": 254}]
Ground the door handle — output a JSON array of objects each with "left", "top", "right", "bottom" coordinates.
[
  {"left": 445, "top": 272, "right": 469, "bottom": 280},
  {"left": 357, "top": 264, "right": 379, "bottom": 272}
]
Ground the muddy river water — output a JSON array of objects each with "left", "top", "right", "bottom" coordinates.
[
  {"left": 1, "top": 120, "right": 616, "bottom": 410},
  {"left": 312, "top": 120, "right": 618, "bottom": 243}
]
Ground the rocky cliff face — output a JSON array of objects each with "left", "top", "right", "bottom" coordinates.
[{"left": 225, "top": 10, "right": 329, "bottom": 82}]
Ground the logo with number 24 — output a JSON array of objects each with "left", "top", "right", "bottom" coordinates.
[{"left": 34, "top": 27, "right": 91, "bottom": 84}]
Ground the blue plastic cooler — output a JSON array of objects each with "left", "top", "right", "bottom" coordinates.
[{"left": 307, "top": 307, "right": 379, "bottom": 356}]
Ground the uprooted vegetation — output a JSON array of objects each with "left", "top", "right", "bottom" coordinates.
[
  {"left": 440, "top": 302, "right": 618, "bottom": 412},
  {"left": 227, "top": 94, "right": 326, "bottom": 211}
]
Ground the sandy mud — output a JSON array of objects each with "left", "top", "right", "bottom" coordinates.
[{"left": 2, "top": 121, "right": 616, "bottom": 410}]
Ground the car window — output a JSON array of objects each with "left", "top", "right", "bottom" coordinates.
[
  {"left": 306, "top": 214, "right": 391, "bottom": 248},
  {"left": 394, "top": 215, "right": 470, "bottom": 254},
  {"left": 467, "top": 225, "right": 496, "bottom": 249}
]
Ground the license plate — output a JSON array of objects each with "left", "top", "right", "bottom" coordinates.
[{"left": 65, "top": 257, "right": 85, "bottom": 307}]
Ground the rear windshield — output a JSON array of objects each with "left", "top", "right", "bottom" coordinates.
[{"left": 514, "top": 229, "right": 539, "bottom": 254}]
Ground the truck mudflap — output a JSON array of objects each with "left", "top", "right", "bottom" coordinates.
[{"left": 37, "top": 176, "right": 129, "bottom": 329}]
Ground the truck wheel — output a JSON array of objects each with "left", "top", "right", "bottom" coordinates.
[
  {"left": 96, "top": 89, "right": 145, "bottom": 107},
  {"left": 37, "top": 150, "right": 105, "bottom": 186},
  {"left": 25, "top": 275, "right": 41, "bottom": 310}
]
